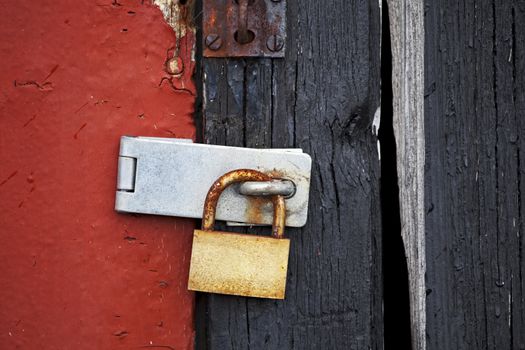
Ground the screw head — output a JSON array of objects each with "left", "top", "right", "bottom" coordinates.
[
  {"left": 266, "top": 34, "right": 284, "bottom": 52},
  {"left": 205, "top": 34, "right": 222, "bottom": 51}
]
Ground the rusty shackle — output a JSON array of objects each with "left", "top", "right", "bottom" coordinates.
[{"left": 202, "top": 169, "right": 286, "bottom": 238}]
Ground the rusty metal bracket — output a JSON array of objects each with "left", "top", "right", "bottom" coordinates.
[{"left": 203, "top": 0, "right": 286, "bottom": 58}]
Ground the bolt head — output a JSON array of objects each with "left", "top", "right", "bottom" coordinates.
[
  {"left": 266, "top": 34, "right": 284, "bottom": 52},
  {"left": 205, "top": 34, "right": 222, "bottom": 51}
]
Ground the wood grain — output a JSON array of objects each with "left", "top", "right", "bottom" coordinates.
[
  {"left": 424, "top": 1, "right": 525, "bottom": 348},
  {"left": 387, "top": 0, "right": 426, "bottom": 349},
  {"left": 199, "top": 0, "right": 382, "bottom": 348}
]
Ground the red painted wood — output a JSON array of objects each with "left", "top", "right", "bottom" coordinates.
[{"left": 0, "top": 1, "right": 196, "bottom": 349}]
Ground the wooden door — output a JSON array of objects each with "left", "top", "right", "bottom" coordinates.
[
  {"left": 423, "top": 1, "right": 525, "bottom": 348},
  {"left": 198, "top": 0, "right": 383, "bottom": 349},
  {"left": 387, "top": 0, "right": 525, "bottom": 349},
  {"left": 1, "top": 0, "right": 387, "bottom": 349},
  {"left": 0, "top": 0, "right": 409, "bottom": 349}
]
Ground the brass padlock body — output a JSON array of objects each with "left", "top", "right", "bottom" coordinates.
[
  {"left": 188, "top": 230, "right": 290, "bottom": 299},
  {"left": 187, "top": 169, "right": 290, "bottom": 299}
]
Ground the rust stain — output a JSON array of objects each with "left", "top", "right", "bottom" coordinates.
[
  {"left": 245, "top": 196, "right": 266, "bottom": 224},
  {"left": 265, "top": 169, "right": 288, "bottom": 179},
  {"left": 202, "top": 169, "right": 271, "bottom": 230},
  {"left": 244, "top": 195, "right": 288, "bottom": 235},
  {"left": 208, "top": 10, "right": 216, "bottom": 26},
  {"left": 202, "top": 0, "right": 285, "bottom": 57},
  {"left": 201, "top": 169, "right": 286, "bottom": 238}
]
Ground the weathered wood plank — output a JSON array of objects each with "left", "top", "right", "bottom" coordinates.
[
  {"left": 386, "top": 0, "right": 426, "bottom": 349},
  {"left": 424, "top": 0, "right": 525, "bottom": 348},
  {"left": 200, "top": 0, "right": 382, "bottom": 348}
]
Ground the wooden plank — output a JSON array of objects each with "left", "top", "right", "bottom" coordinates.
[
  {"left": 200, "top": 0, "right": 382, "bottom": 348},
  {"left": 424, "top": 0, "right": 525, "bottom": 348},
  {"left": 386, "top": 0, "right": 426, "bottom": 349}
]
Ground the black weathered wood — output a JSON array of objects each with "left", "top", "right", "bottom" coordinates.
[
  {"left": 200, "top": 0, "right": 382, "bottom": 349},
  {"left": 425, "top": 1, "right": 525, "bottom": 348}
]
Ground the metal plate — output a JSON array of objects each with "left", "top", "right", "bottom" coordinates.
[
  {"left": 115, "top": 136, "right": 311, "bottom": 227},
  {"left": 203, "top": 0, "right": 286, "bottom": 57}
]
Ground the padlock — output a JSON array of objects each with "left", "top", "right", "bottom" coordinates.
[{"left": 187, "top": 169, "right": 291, "bottom": 299}]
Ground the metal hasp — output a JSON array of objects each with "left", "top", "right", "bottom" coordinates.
[
  {"left": 115, "top": 136, "right": 311, "bottom": 227},
  {"left": 203, "top": 0, "right": 286, "bottom": 58}
]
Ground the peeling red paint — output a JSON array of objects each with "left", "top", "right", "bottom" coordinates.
[{"left": 0, "top": 1, "right": 195, "bottom": 349}]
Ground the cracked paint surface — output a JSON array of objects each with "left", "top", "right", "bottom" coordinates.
[
  {"left": 153, "top": 0, "right": 196, "bottom": 90},
  {"left": 0, "top": 0, "right": 195, "bottom": 349}
]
